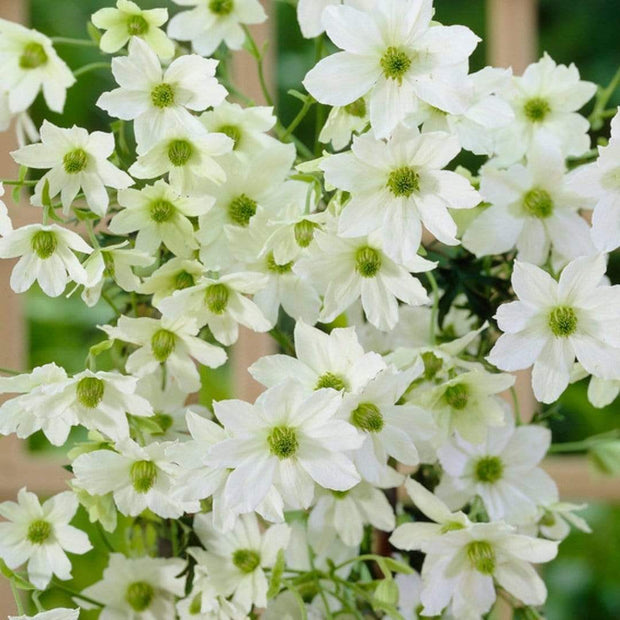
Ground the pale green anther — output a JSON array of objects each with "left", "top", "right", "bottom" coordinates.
[
  {"left": 27, "top": 519, "right": 52, "bottom": 544},
  {"left": 19, "top": 42, "right": 48, "bottom": 69},
  {"left": 76, "top": 376, "right": 105, "bottom": 408},
  {"left": 467, "top": 540, "right": 496, "bottom": 574},
  {"left": 267, "top": 425, "right": 299, "bottom": 459},
  {"left": 151, "top": 329, "right": 177, "bottom": 362},
  {"left": 294, "top": 219, "right": 318, "bottom": 247},
  {"left": 524, "top": 97, "right": 551, "bottom": 122},
  {"left": 218, "top": 125, "right": 242, "bottom": 148},
  {"left": 149, "top": 199, "right": 176, "bottom": 223},
  {"left": 151, "top": 83, "right": 175, "bottom": 109},
  {"left": 174, "top": 270, "right": 196, "bottom": 290},
  {"left": 168, "top": 139, "right": 193, "bottom": 167},
  {"left": 315, "top": 372, "right": 348, "bottom": 391},
  {"left": 125, "top": 581, "right": 155, "bottom": 611},
  {"left": 380, "top": 46, "right": 412, "bottom": 82},
  {"left": 228, "top": 194, "right": 257, "bottom": 226},
  {"left": 344, "top": 98, "right": 367, "bottom": 118},
  {"left": 209, "top": 0, "right": 234, "bottom": 15},
  {"left": 205, "top": 283, "right": 229, "bottom": 314},
  {"left": 127, "top": 14, "right": 149, "bottom": 36},
  {"left": 443, "top": 383, "right": 469, "bottom": 410},
  {"left": 63, "top": 148, "right": 89, "bottom": 174},
  {"left": 130, "top": 460, "right": 158, "bottom": 493},
  {"left": 548, "top": 306, "right": 578, "bottom": 337},
  {"left": 266, "top": 252, "right": 293, "bottom": 274},
  {"left": 355, "top": 246, "right": 382, "bottom": 278},
  {"left": 232, "top": 548, "right": 261, "bottom": 573},
  {"left": 31, "top": 230, "right": 57, "bottom": 259},
  {"left": 523, "top": 187, "right": 554, "bottom": 219},
  {"left": 474, "top": 456, "right": 504, "bottom": 483},
  {"left": 351, "top": 402, "right": 384, "bottom": 433},
  {"left": 387, "top": 166, "right": 419, "bottom": 197}
]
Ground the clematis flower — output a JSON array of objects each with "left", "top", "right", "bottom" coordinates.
[
  {"left": 318, "top": 96, "right": 370, "bottom": 151},
  {"left": 138, "top": 257, "right": 206, "bottom": 305}
]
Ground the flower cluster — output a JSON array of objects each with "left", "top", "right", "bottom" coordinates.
[{"left": 0, "top": 0, "right": 617, "bottom": 618}]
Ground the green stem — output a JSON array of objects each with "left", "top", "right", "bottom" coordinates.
[
  {"left": 95, "top": 521, "right": 115, "bottom": 553},
  {"left": 589, "top": 65, "right": 620, "bottom": 129},
  {"left": 427, "top": 271, "right": 440, "bottom": 345},
  {"left": 51, "top": 37, "right": 98, "bottom": 47},
  {"left": 51, "top": 580, "right": 104, "bottom": 607},
  {"left": 9, "top": 581, "right": 24, "bottom": 615},
  {"left": 510, "top": 386, "right": 522, "bottom": 426},
  {"left": 0, "top": 367, "right": 20, "bottom": 376},
  {"left": 73, "top": 62, "right": 111, "bottom": 78},
  {"left": 548, "top": 430, "right": 620, "bottom": 454},
  {"left": 0, "top": 179, "right": 37, "bottom": 186},
  {"left": 101, "top": 290, "right": 122, "bottom": 317},
  {"left": 242, "top": 25, "right": 274, "bottom": 107},
  {"left": 282, "top": 98, "right": 315, "bottom": 140},
  {"left": 269, "top": 327, "right": 295, "bottom": 356}
]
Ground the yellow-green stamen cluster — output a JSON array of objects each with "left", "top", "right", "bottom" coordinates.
[
  {"left": 205, "top": 283, "right": 229, "bottom": 314},
  {"left": 209, "top": 0, "right": 234, "bottom": 15},
  {"left": 380, "top": 47, "right": 412, "bottom": 82},
  {"left": 168, "top": 140, "right": 193, "bottom": 167},
  {"left": 127, "top": 15, "right": 149, "bottom": 36},
  {"left": 232, "top": 548, "right": 261, "bottom": 573},
  {"left": 63, "top": 148, "right": 89, "bottom": 174},
  {"left": 524, "top": 97, "right": 551, "bottom": 122},
  {"left": 315, "top": 372, "right": 348, "bottom": 391},
  {"left": 19, "top": 42, "right": 48, "bottom": 69},
  {"left": 355, "top": 246, "right": 382, "bottom": 278},
  {"left": 76, "top": 376, "right": 105, "bottom": 409},
  {"left": 344, "top": 98, "right": 367, "bottom": 118},
  {"left": 350, "top": 402, "right": 384, "bottom": 433},
  {"left": 548, "top": 306, "right": 578, "bottom": 337},
  {"left": 218, "top": 125, "right": 241, "bottom": 148},
  {"left": 125, "top": 581, "right": 155, "bottom": 611},
  {"left": 27, "top": 519, "right": 52, "bottom": 545},
  {"left": 522, "top": 188, "right": 554, "bottom": 219},
  {"left": 443, "top": 383, "right": 469, "bottom": 410},
  {"left": 151, "top": 83, "right": 175, "bottom": 109},
  {"left": 130, "top": 460, "right": 158, "bottom": 494},
  {"left": 31, "top": 230, "right": 57, "bottom": 259},
  {"left": 267, "top": 425, "right": 299, "bottom": 459},
  {"left": 266, "top": 252, "right": 293, "bottom": 274},
  {"left": 228, "top": 194, "right": 257, "bottom": 226},
  {"left": 151, "top": 329, "right": 177, "bottom": 362},
  {"left": 474, "top": 456, "right": 504, "bottom": 483},
  {"left": 467, "top": 540, "right": 496, "bottom": 574},
  {"left": 294, "top": 220, "right": 318, "bottom": 248},
  {"left": 387, "top": 166, "right": 419, "bottom": 197},
  {"left": 150, "top": 199, "right": 176, "bottom": 223},
  {"left": 174, "top": 270, "right": 196, "bottom": 290}
]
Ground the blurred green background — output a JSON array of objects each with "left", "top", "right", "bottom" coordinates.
[{"left": 10, "top": 0, "right": 620, "bottom": 616}]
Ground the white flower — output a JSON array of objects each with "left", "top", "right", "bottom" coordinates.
[
  {"left": 72, "top": 438, "right": 199, "bottom": 518},
  {"left": 101, "top": 315, "right": 227, "bottom": 392},
  {"left": 493, "top": 53, "right": 596, "bottom": 165},
  {"left": 297, "top": 0, "right": 340, "bottom": 39},
  {"left": 535, "top": 502, "right": 591, "bottom": 541},
  {"left": 11, "top": 121, "right": 133, "bottom": 216},
  {"left": 81, "top": 553, "right": 186, "bottom": 618},
  {"left": 168, "top": 0, "right": 267, "bottom": 57},
  {"left": 92, "top": 0, "right": 175, "bottom": 58},
  {"left": 249, "top": 320, "right": 386, "bottom": 393},
  {"left": 303, "top": 0, "right": 479, "bottom": 138},
  {"left": 207, "top": 380, "right": 363, "bottom": 517},
  {"left": 395, "top": 572, "right": 424, "bottom": 620},
  {"left": 567, "top": 108, "right": 620, "bottom": 252},
  {"left": 177, "top": 572, "right": 248, "bottom": 620},
  {"left": 463, "top": 139, "right": 595, "bottom": 267},
  {"left": 157, "top": 272, "right": 271, "bottom": 346},
  {"left": 138, "top": 257, "right": 205, "bottom": 305},
  {"left": 435, "top": 417, "right": 557, "bottom": 525},
  {"left": 296, "top": 227, "right": 431, "bottom": 330},
  {"left": 488, "top": 255, "right": 620, "bottom": 403},
  {"left": 0, "top": 223, "right": 91, "bottom": 297},
  {"left": 318, "top": 97, "right": 369, "bottom": 151},
  {"left": 98, "top": 37, "right": 226, "bottom": 151},
  {"left": 587, "top": 375, "right": 620, "bottom": 409},
  {"left": 0, "top": 489, "right": 91, "bottom": 590},
  {"left": 0, "top": 20, "right": 75, "bottom": 113},
  {"left": 128, "top": 124, "right": 233, "bottom": 195},
  {"left": 308, "top": 482, "right": 395, "bottom": 551},
  {"left": 321, "top": 128, "right": 480, "bottom": 266},
  {"left": 10, "top": 610, "right": 79, "bottom": 620},
  {"left": 111, "top": 179, "right": 212, "bottom": 258},
  {"left": 193, "top": 512, "right": 290, "bottom": 611}
]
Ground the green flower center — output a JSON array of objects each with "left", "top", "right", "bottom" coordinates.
[
  {"left": 266, "top": 252, "right": 293, "bottom": 274},
  {"left": 294, "top": 220, "right": 318, "bottom": 248},
  {"left": 205, "top": 283, "right": 229, "bottom": 314},
  {"left": 63, "top": 148, "right": 89, "bottom": 174},
  {"left": 152, "top": 412, "right": 174, "bottom": 434},
  {"left": 151, "top": 83, "right": 175, "bottom": 109},
  {"left": 27, "top": 519, "right": 52, "bottom": 544},
  {"left": 228, "top": 194, "right": 257, "bottom": 226},
  {"left": 232, "top": 548, "right": 261, "bottom": 573},
  {"left": 76, "top": 376, "right": 105, "bottom": 408},
  {"left": 209, "top": 0, "right": 234, "bottom": 15},
  {"left": 443, "top": 383, "right": 469, "bottom": 410},
  {"left": 218, "top": 124, "right": 241, "bottom": 148},
  {"left": 19, "top": 42, "right": 48, "bottom": 69},
  {"left": 315, "top": 372, "right": 348, "bottom": 391},
  {"left": 125, "top": 581, "right": 155, "bottom": 611},
  {"left": 168, "top": 139, "right": 193, "bottom": 167},
  {"left": 149, "top": 199, "right": 176, "bottom": 223},
  {"left": 548, "top": 306, "right": 578, "bottom": 337},
  {"left": 344, "top": 98, "right": 367, "bottom": 118},
  {"left": 31, "top": 230, "right": 57, "bottom": 259},
  {"left": 467, "top": 541, "right": 496, "bottom": 574},
  {"left": 126, "top": 14, "right": 149, "bottom": 36},
  {"left": 387, "top": 166, "right": 419, "bottom": 197},
  {"left": 540, "top": 511, "right": 556, "bottom": 527},
  {"left": 523, "top": 187, "right": 554, "bottom": 219},
  {"left": 380, "top": 46, "right": 412, "bottom": 82},
  {"left": 174, "top": 270, "right": 196, "bottom": 290},
  {"left": 524, "top": 97, "right": 551, "bottom": 122},
  {"left": 421, "top": 351, "right": 443, "bottom": 381},
  {"left": 130, "top": 460, "right": 158, "bottom": 494},
  {"left": 151, "top": 329, "right": 177, "bottom": 362},
  {"left": 474, "top": 456, "right": 504, "bottom": 483},
  {"left": 355, "top": 246, "right": 382, "bottom": 278},
  {"left": 350, "top": 402, "right": 384, "bottom": 433},
  {"left": 267, "top": 425, "right": 299, "bottom": 459}
]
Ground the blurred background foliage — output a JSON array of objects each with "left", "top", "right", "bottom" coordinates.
[{"left": 14, "top": 0, "right": 620, "bottom": 617}]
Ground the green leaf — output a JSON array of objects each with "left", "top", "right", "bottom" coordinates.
[
  {"left": 74, "top": 207, "right": 100, "bottom": 222},
  {"left": 0, "top": 560, "right": 35, "bottom": 590},
  {"left": 267, "top": 549, "right": 285, "bottom": 599}
]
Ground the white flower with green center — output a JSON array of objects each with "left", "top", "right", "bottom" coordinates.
[
  {"left": 80, "top": 553, "right": 186, "bottom": 617},
  {"left": 463, "top": 139, "right": 595, "bottom": 267},
  {"left": 168, "top": 0, "right": 267, "bottom": 57},
  {"left": 308, "top": 482, "right": 395, "bottom": 551},
  {"left": 0, "top": 19, "right": 75, "bottom": 114},
  {"left": 10, "top": 610, "right": 80, "bottom": 620},
  {"left": 493, "top": 52, "right": 597, "bottom": 165},
  {"left": 321, "top": 128, "right": 481, "bottom": 267},
  {"left": 98, "top": 37, "right": 227, "bottom": 152},
  {"left": 138, "top": 257, "right": 205, "bottom": 305},
  {"left": 488, "top": 255, "right": 620, "bottom": 403},
  {"left": 0, "top": 223, "right": 91, "bottom": 297},
  {"left": 72, "top": 438, "right": 199, "bottom": 518},
  {"left": 11, "top": 121, "right": 133, "bottom": 216},
  {"left": 318, "top": 96, "right": 370, "bottom": 151},
  {"left": 193, "top": 512, "right": 290, "bottom": 611},
  {"left": 249, "top": 320, "right": 386, "bottom": 393},
  {"left": 296, "top": 228, "right": 432, "bottom": 331},
  {"left": 0, "top": 488, "right": 91, "bottom": 590},
  {"left": 303, "top": 0, "right": 479, "bottom": 138},
  {"left": 111, "top": 179, "right": 213, "bottom": 258},
  {"left": 92, "top": 0, "right": 175, "bottom": 58},
  {"left": 157, "top": 272, "right": 271, "bottom": 346},
  {"left": 567, "top": 108, "right": 620, "bottom": 252},
  {"left": 533, "top": 501, "right": 591, "bottom": 542},
  {"left": 101, "top": 315, "right": 227, "bottom": 392},
  {"left": 207, "top": 380, "right": 363, "bottom": 517},
  {"left": 128, "top": 124, "right": 233, "bottom": 195},
  {"left": 435, "top": 415, "right": 557, "bottom": 525}
]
